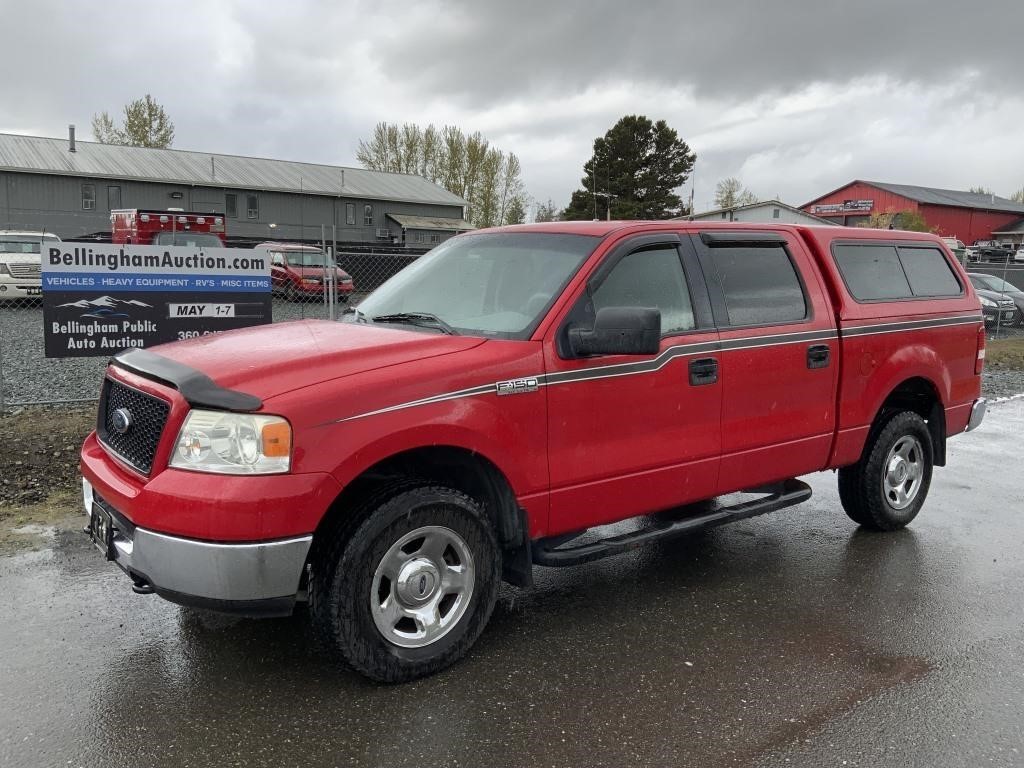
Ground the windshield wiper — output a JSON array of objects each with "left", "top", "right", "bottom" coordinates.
[{"left": 370, "top": 312, "right": 457, "bottom": 335}]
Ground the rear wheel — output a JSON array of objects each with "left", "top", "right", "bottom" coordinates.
[
  {"left": 838, "top": 411, "right": 934, "bottom": 531},
  {"left": 310, "top": 485, "right": 500, "bottom": 682}
]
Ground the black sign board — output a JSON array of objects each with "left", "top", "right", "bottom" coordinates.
[{"left": 42, "top": 244, "right": 272, "bottom": 357}]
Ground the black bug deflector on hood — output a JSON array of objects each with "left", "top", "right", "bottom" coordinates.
[{"left": 111, "top": 348, "right": 263, "bottom": 412}]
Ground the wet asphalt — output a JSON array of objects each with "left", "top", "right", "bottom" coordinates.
[{"left": 2, "top": 400, "right": 1023, "bottom": 768}]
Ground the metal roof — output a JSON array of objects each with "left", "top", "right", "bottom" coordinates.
[
  {"left": 804, "top": 180, "right": 1024, "bottom": 214},
  {"left": 684, "top": 199, "right": 836, "bottom": 224},
  {"left": 386, "top": 213, "right": 474, "bottom": 231},
  {"left": 0, "top": 132, "right": 467, "bottom": 207}
]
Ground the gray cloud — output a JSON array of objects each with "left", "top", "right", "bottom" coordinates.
[
  {"left": 2, "top": 0, "right": 1023, "bottom": 215},
  {"left": 371, "top": 0, "right": 1020, "bottom": 105}
]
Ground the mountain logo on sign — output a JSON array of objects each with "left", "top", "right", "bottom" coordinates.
[{"left": 57, "top": 295, "right": 152, "bottom": 319}]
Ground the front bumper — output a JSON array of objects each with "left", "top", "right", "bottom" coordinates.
[
  {"left": 983, "top": 306, "right": 1017, "bottom": 326},
  {"left": 86, "top": 483, "right": 311, "bottom": 616},
  {"left": 0, "top": 281, "right": 43, "bottom": 299}
]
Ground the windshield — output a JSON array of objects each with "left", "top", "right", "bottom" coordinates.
[
  {"left": 280, "top": 250, "right": 327, "bottom": 267},
  {"left": 152, "top": 232, "right": 224, "bottom": 248},
  {"left": 972, "top": 275, "right": 1018, "bottom": 292},
  {"left": 0, "top": 235, "right": 60, "bottom": 254},
  {"left": 351, "top": 232, "right": 599, "bottom": 339}
]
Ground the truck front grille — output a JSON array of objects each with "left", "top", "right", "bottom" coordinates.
[
  {"left": 7, "top": 263, "right": 41, "bottom": 280},
  {"left": 97, "top": 379, "right": 171, "bottom": 475}
]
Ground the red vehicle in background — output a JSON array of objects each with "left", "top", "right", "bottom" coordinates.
[
  {"left": 111, "top": 209, "right": 227, "bottom": 247},
  {"left": 258, "top": 242, "right": 355, "bottom": 302}
]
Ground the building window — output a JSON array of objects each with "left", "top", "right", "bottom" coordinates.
[
  {"left": 246, "top": 194, "right": 259, "bottom": 219},
  {"left": 82, "top": 184, "right": 96, "bottom": 210},
  {"left": 225, "top": 193, "right": 237, "bottom": 218},
  {"left": 363, "top": 204, "right": 374, "bottom": 227},
  {"left": 773, "top": 208, "right": 780, "bottom": 219},
  {"left": 346, "top": 203, "right": 355, "bottom": 225},
  {"left": 107, "top": 185, "right": 121, "bottom": 210},
  {"left": 720, "top": 212, "right": 727, "bottom": 220},
  {"left": 429, "top": 233, "right": 441, "bottom": 244}
]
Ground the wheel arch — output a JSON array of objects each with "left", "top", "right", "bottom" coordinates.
[
  {"left": 870, "top": 375, "right": 947, "bottom": 466},
  {"left": 313, "top": 444, "right": 533, "bottom": 588}
]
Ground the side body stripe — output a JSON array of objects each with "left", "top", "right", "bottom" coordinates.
[{"left": 330, "top": 313, "right": 982, "bottom": 424}]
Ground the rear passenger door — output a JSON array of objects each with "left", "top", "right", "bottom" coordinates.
[{"left": 691, "top": 231, "right": 838, "bottom": 492}]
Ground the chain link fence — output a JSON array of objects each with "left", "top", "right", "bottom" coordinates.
[
  {"left": 2, "top": 242, "right": 1023, "bottom": 409},
  {"left": 0, "top": 243, "right": 424, "bottom": 409}
]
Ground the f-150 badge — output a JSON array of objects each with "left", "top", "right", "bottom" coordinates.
[{"left": 495, "top": 377, "right": 539, "bottom": 396}]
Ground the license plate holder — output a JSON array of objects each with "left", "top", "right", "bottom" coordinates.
[
  {"left": 88, "top": 502, "right": 116, "bottom": 560},
  {"left": 25, "top": 287, "right": 42, "bottom": 296}
]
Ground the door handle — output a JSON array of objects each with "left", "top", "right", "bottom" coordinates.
[
  {"left": 688, "top": 357, "right": 719, "bottom": 386},
  {"left": 807, "top": 344, "right": 830, "bottom": 369}
]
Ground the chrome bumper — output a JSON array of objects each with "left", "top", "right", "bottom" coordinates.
[
  {"left": 966, "top": 398, "right": 987, "bottom": 432},
  {"left": 87, "top": 500, "right": 311, "bottom": 613}
]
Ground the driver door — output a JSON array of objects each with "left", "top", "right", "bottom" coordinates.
[{"left": 543, "top": 234, "right": 721, "bottom": 537}]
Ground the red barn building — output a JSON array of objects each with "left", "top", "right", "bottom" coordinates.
[{"left": 801, "top": 180, "right": 1024, "bottom": 245}]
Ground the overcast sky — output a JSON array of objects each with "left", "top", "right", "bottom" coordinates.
[{"left": 3, "top": 0, "right": 1023, "bottom": 215}]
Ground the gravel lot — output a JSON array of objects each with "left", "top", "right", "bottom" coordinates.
[{"left": 1, "top": 300, "right": 1022, "bottom": 406}]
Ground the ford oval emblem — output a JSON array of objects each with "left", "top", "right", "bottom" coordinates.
[{"left": 111, "top": 407, "right": 133, "bottom": 435}]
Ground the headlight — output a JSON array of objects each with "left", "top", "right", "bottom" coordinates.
[
  {"left": 170, "top": 410, "right": 291, "bottom": 474},
  {"left": 979, "top": 296, "right": 996, "bottom": 308}
]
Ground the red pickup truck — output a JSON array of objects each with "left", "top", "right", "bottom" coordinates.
[{"left": 80, "top": 221, "right": 986, "bottom": 682}]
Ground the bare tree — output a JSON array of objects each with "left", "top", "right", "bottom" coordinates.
[
  {"left": 92, "top": 94, "right": 174, "bottom": 148},
  {"left": 714, "top": 177, "right": 758, "bottom": 209},
  {"left": 357, "top": 122, "right": 530, "bottom": 228}
]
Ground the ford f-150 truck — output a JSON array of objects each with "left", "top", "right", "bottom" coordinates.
[{"left": 80, "top": 221, "right": 986, "bottom": 682}]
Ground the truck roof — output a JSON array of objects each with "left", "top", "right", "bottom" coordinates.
[{"left": 483, "top": 220, "right": 946, "bottom": 245}]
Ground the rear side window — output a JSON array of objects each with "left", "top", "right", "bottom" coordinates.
[
  {"left": 833, "top": 243, "right": 962, "bottom": 301},
  {"left": 832, "top": 245, "right": 911, "bottom": 300},
  {"left": 706, "top": 245, "right": 807, "bottom": 326},
  {"left": 897, "top": 246, "right": 962, "bottom": 297}
]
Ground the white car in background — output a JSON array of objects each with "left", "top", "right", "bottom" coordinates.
[{"left": 0, "top": 230, "right": 61, "bottom": 301}]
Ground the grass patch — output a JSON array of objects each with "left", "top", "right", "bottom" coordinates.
[
  {"left": 0, "top": 488, "right": 81, "bottom": 555},
  {"left": 986, "top": 338, "right": 1024, "bottom": 370}
]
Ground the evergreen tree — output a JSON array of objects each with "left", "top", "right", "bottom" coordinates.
[{"left": 562, "top": 115, "right": 695, "bottom": 220}]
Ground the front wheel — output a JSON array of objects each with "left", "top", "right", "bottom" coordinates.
[
  {"left": 309, "top": 485, "right": 500, "bottom": 682},
  {"left": 838, "top": 411, "right": 934, "bottom": 531}
]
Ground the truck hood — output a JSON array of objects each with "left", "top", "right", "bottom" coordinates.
[{"left": 148, "top": 320, "right": 485, "bottom": 401}]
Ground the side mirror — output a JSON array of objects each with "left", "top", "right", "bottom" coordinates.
[{"left": 569, "top": 307, "right": 661, "bottom": 357}]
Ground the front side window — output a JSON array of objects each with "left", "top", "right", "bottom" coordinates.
[
  {"left": 591, "top": 246, "right": 695, "bottom": 334},
  {"left": 82, "top": 184, "right": 96, "bottom": 210},
  {"left": 352, "top": 233, "right": 598, "bottom": 339},
  {"left": 363, "top": 204, "right": 374, "bottom": 227},
  {"left": 707, "top": 245, "right": 807, "bottom": 325}
]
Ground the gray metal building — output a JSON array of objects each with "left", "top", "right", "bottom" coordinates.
[{"left": 0, "top": 130, "right": 471, "bottom": 245}]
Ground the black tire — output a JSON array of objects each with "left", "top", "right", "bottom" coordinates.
[
  {"left": 309, "top": 485, "right": 500, "bottom": 683},
  {"left": 837, "top": 411, "right": 934, "bottom": 531}
]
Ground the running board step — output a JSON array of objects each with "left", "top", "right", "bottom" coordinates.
[{"left": 532, "top": 478, "right": 812, "bottom": 567}]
